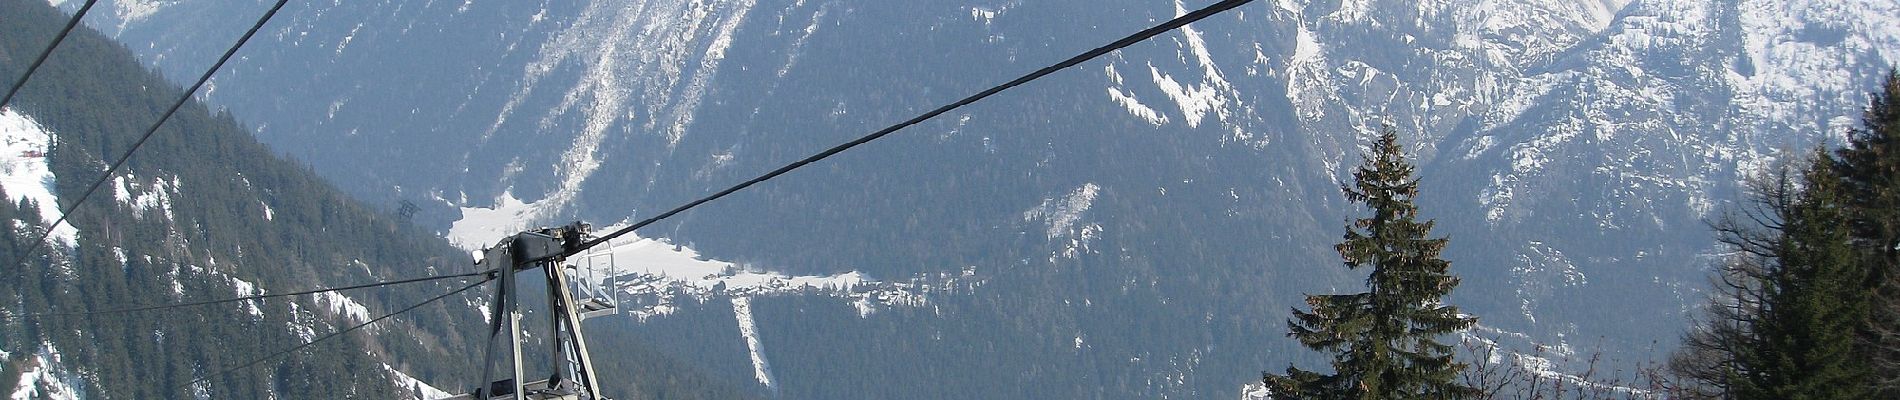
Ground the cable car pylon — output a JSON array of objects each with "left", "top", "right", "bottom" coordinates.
[{"left": 448, "top": 222, "right": 617, "bottom": 400}]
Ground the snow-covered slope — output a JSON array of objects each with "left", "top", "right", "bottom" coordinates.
[
  {"left": 8, "top": 343, "right": 82, "bottom": 400},
  {"left": 0, "top": 109, "right": 75, "bottom": 246}
]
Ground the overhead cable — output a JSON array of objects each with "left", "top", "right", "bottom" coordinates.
[
  {"left": 0, "top": 0, "right": 101, "bottom": 110},
  {"left": 177, "top": 277, "right": 492, "bottom": 392},
  {"left": 10, "top": 0, "right": 291, "bottom": 269},
  {"left": 0, "top": 269, "right": 491, "bottom": 320},
  {"left": 564, "top": 0, "right": 1258, "bottom": 258}
]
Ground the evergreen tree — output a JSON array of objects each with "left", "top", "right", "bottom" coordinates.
[
  {"left": 1671, "top": 151, "right": 1875, "bottom": 400},
  {"left": 1834, "top": 69, "right": 1900, "bottom": 395},
  {"left": 1264, "top": 126, "right": 1477, "bottom": 399},
  {"left": 1741, "top": 152, "right": 1869, "bottom": 399}
]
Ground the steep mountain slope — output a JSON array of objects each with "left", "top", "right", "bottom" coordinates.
[
  {"left": 86, "top": 0, "right": 1900, "bottom": 398},
  {"left": 0, "top": 0, "right": 758, "bottom": 398}
]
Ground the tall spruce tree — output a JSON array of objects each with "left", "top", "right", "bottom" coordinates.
[
  {"left": 1834, "top": 69, "right": 1900, "bottom": 395},
  {"left": 1672, "top": 149, "right": 1881, "bottom": 400},
  {"left": 1739, "top": 152, "right": 1870, "bottom": 399},
  {"left": 1264, "top": 126, "right": 1477, "bottom": 399}
]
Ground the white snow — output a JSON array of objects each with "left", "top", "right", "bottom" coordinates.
[
  {"left": 9, "top": 343, "right": 81, "bottom": 400},
  {"left": 111, "top": 0, "right": 171, "bottom": 36},
  {"left": 774, "top": 4, "right": 828, "bottom": 80},
  {"left": 1463, "top": 135, "right": 1497, "bottom": 160},
  {"left": 1151, "top": 65, "right": 1222, "bottom": 128},
  {"left": 383, "top": 363, "right": 452, "bottom": 400},
  {"left": 314, "top": 291, "right": 371, "bottom": 324},
  {"left": 1283, "top": 20, "right": 1330, "bottom": 122},
  {"left": 1022, "top": 183, "right": 1100, "bottom": 241},
  {"left": 111, "top": 174, "right": 177, "bottom": 221},
  {"left": 1290, "top": 24, "right": 1323, "bottom": 70},
  {"left": 1583, "top": 0, "right": 1634, "bottom": 30},
  {"left": 447, "top": 192, "right": 540, "bottom": 250},
  {"left": 731, "top": 297, "right": 778, "bottom": 391},
  {"left": 228, "top": 274, "right": 263, "bottom": 317},
  {"left": 966, "top": 2, "right": 1018, "bottom": 26},
  {"left": 335, "top": 22, "right": 364, "bottom": 57},
  {"left": 288, "top": 319, "right": 316, "bottom": 343},
  {"left": 1023, "top": 183, "right": 1103, "bottom": 262},
  {"left": 1105, "top": 62, "right": 1168, "bottom": 125},
  {"left": 658, "top": 0, "right": 755, "bottom": 148},
  {"left": 581, "top": 231, "right": 942, "bottom": 319},
  {"left": 480, "top": 0, "right": 759, "bottom": 223},
  {"left": 166, "top": 265, "right": 185, "bottom": 297},
  {"left": 1460, "top": 323, "right": 1655, "bottom": 397},
  {"left": 168, "top": 263, "right": 264, "bottom": 316},
  {"left": 1509, "top": 241, "right": 1585, "bottom": 325},
  {"left": 1239, "top": 381, "right": 1272, "bottom": 400},
  {"left": 1730, "top": 0, "right": 1900, "bottom": 144},
  {"left": 1328, "top": 0, "right": 1371, "bottom": 23},
  {"left": 111, "top": 247, "right": 127, "bottom": 267},
  {"left": 1107, "top": 86, "right": 1169, "bottom": 126},
  {"left": 969, "top": 7, "right": 998, "bottom": 24},
  {"left": 1273, "top": 0, "right": 1300, "bottom": 14},
  {"left": 1473, "top": 328, "right": 1651, "bottom": 396},
  {"left": 1155, "top": 0, "right": 1241, "bottom": 132},
  {"left": 0, "top": 109, "right": 75, "bottom": 247}
]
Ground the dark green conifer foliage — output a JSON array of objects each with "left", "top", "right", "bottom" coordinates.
[
  {"left": 1734, "top": 152, "right": 1871, "bottom": 400},
  {"left": 1265, "top": 126, "right": 1477, "bottom": 399},
  {"left": 1674, "top": 151, "right": 1877, "bottom": 400},
  {"left": 1835, "top": 69, "right": 1900, "bottom": 396},
  {"left": 1836, "top": 70, "right": 1900, "bottom": 275}
]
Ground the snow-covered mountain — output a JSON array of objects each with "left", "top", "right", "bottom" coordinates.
[{"left": 86, "top": 0, "right": 1900, "bottom": 397}]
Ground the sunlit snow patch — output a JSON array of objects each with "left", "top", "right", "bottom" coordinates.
[
  {"left": 1238, "top": 381, "right": 1271, "bottom": 400},
  {"left": 1459, "top": 323, "right": 1654, "bottom": 397},
  {"left": 9, "top": 343, "right": 83, "bottom": 400},
  {"left": 315, "top": 291, "right": 371, "bottom": 324},
  {"left": 731, "top": 297, "right": 778, "bottom": 391},
  {"left": 384, "top": 363, "right": 452, "bottom": 400},
  {"left": 447, "top": 192, "right": 546, "bottom": 250},
  {"left": 449, "top": 196, "right": 976, "bottom": 320},
  {"left": 1105, "top": 64, "right": 1169, "bottom": 126},
  {"left": 1023, "top": 183, "right": 1103, "bottom": 262},
  {"left": 0, "top": 109, "right": 76, "bottom": 247},
  {"left": 112, "top": 174, "right": 177, "bottom": 221},
  {"left": 579, "top": 231, "right": 976, "bottom": 320}
]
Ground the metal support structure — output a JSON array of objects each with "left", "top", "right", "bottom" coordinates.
[
  {"left": 449, "top": 222, "right": 613, "bottom": 400},
  {"left": 577, "top": 245, "right": 620, "bottom": 320}
]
